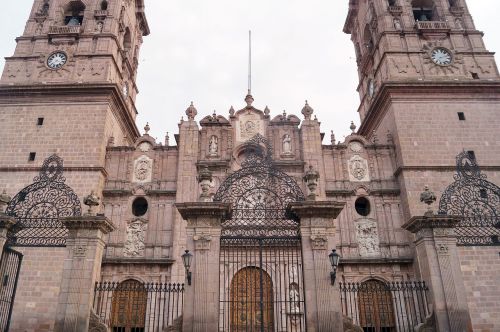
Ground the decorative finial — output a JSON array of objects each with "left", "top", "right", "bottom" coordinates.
[
  {"left": 185, "top": 102, "right": 198, "bottom": 120},
  {"left": 0, "top": 190, "right": 11, "bottom": 213},
  {"left": 212, "top": 110, "right": 217, "bottom": 120},
  {"left": 245, "top": 93, "right": 254, "bottom": 107},
  {"left": 83, "top": 190, "right": 100, "bottom": 216},
  {"left": 282, "top": 110, "right": 287, "bottom": 120},
  {"left": 303, "top": 165, "right": 320, "bottom": 201},
  {"left": 229, "top": 106, "right": 235, "bottom": 117},
  {"left": 350, "top": 121, "right": 356, "bottom": 133},
  {"left": 330, "top": 131, "right": 336, "bottom": 145},
  {"left": 301, "top": 100, "right": 314, "bottom": 120},
  {"left": 420, "top": 186, "right": 437, "bottom": 216},
  {"left": 144, "top": 122, "right": 150, "bottom": 135},
  {"left": 314, "top": 115, "right": 318, "bottom": 121},
  {"left": 197, "top": 166, "right": 213, "bottom": 202},
  {"left": 264, "top": 106, "right": 270, "bottom": 117},
  {"left": 165, "top": 132, "right": 170, "bottom": 146}
]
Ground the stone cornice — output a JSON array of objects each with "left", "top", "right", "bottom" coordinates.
[
  {"left": 0, "top": 166, "right": 108, "bottom": 177},
  {"left": 359, "top": 81, "right": 500, "bottom": 136},
  {"left": 402, "top": 214, "right": 462, "bottom": 234},
  {"left": 339, "top": 256, "right": 413, "bottom": 265},
  {"left": 287, "top": 201, "right": 345, "bottom": 220},
  {"left": 175, "top": 202, "right": 232, "bottom": 221},
  {"left": 61, "top": 215, "right": 116, "bottom": 234},
  {"left": 394, "top": 165, "right": 500, "bottom": 177},
  {"left": 102, "top": 258, "right": 175, "bottom": 265}
]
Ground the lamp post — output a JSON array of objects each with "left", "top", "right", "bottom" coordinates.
[
  {"left": 182, "top": 250, "right": 193, "bottom": 286},
  {"left": 329, "top": 249, "right": 340, "bottom": 285}
]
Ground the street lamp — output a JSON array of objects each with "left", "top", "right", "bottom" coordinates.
[
  {"left": 329, "top": 249, "right": 340, "bottom": 285},
  {"left": 182, "top": 250, "right": 193, "bottom": 286}
]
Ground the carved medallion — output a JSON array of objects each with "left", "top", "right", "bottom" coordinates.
[
  {"left": 138, "top": 142, "right": 151, "bottom": 152},
  {"left": 236, "top": 112, "right": 264, "bottom": 142},
  {"left": 133, "top": 155, "right": 153, "bottom": 183},
  {"left": 348, "top": 155, "right": 370, "bottom": 182},
  {"left": 350, "top": 142, "right": 363, "bottom": 153}
]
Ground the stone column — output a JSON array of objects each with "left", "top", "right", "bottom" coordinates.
[
  {"left": 54, "top": 215, "right": 115, "bottom": 332},
  {"left": 176, "top": 202, "right": 231, "bottom": 332},
  {"left": 403, "top": 214, "right": 473, "bottom": 332},
  {"left": 288, "top": 201, "right": 345, "bottom": 332}
]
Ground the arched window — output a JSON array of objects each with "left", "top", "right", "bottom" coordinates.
[
  {"left": 64, "top": 0, "right": 85, "bottom": 26},
  {"left": 363, "top": 25, "right": 374, "bottom": 53},
  {"left": 132, "top": 197, "right": 148, "bottom": 217},
  {"left": 100, "top": 0, "right": 108, "bottom": 11},
  {"left": 411, "top": 0, "right": 435, "bottom": 21},
  {"left": 123, "top": 28, "right": 132, "bottom": 51},
  {"left": 111, "top": 280, "right": 147, "bottom": 331},
  {"left": 355, "top": 197, "right": 371, "bottom": 216},
  {"left": 358, "top": 280, "right": 396, "bottom": 332}
]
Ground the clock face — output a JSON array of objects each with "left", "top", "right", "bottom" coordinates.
[
  {"left": 47, "top": 52, "right": 67, "bottom": 69},
  {"left": 431, "top": 48, "right": 453, "bottom": 66}
]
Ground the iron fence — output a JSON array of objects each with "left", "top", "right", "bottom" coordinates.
[
  {"left": 6, "top": 218, "right": 67, "bottom": 247},
  {"left": 93, "top": 281, "right": 184, "bottom": 332},
  {"left": 220, "top": 237, "right": 306, "bottom": 332},
  {"left": 0, "top": 247, "right": 23, "bottom": 332},
  {"left": 340, "top": 280, "right": 430, "bottom": 332}
]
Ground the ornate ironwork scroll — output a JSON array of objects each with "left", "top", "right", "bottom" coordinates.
[
  {"left": 214, "top": 135, "right": 305, "bottom": 237},
  {"left": 5, "top": 154, "right": 81, "bottom": 247},
  {"left": 438, "top": 151, "right": 500, "bottom": 246}
]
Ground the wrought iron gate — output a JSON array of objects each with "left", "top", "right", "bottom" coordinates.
[
  {"left": 215, "top": 134, "right": 306, "bottom": 332},
  {"left": 0, "top": 247, "right": 23, "bottom": 332}
]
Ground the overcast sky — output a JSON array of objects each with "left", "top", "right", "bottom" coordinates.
[{"left": 0, "top": 1, "right": 498, "bottom": 143}]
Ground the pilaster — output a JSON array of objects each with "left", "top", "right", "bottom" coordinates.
[
  {"left": 403, "top": 214, "right": 472, "bottom": 332},
  {"left": 54, "top": 215, "right": 115, "bottom": 332},
  {"left": 0, "top": 214, "right": 17, "bottom": 249},
  {"left": 288, "top": 201, "right": 345, "bottom": 332},
  {"left": 176, "top": 202, "right": 231, "bottom": 332}
]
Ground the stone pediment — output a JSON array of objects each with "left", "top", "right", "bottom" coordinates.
[
  {"left": 200, "top": 114, "right": 230, "bottom": 126},
  {"left": 270, "top": 113, "right": 301, "bottom": 125}
]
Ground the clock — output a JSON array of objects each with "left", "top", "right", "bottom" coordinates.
[
  {"left": 47, "top": 52, "right": 67, "bottom": 69},
  {"left": 431, "top": 48, "right": 453, "bottom": 66},
  {"left": 368, "top": 79, "right": 375, "bottom": 98},
  {"left": 122, "top": 83, "right": 129, "bottom": 97}
]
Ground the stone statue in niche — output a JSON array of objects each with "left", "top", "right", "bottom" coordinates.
[
  {"left": 394, "top": 18, "right": 402, "bottom": 31},
  {"left": 282, "top": 134, "right": 292, "bottom": 154},
  {"left": 95, "top": 21, "right": 104, "bottom": 33},
  {"left": 209, "top": 135, "right": 218, "bottom": 155},
  {"left": 133, "top": 155, "right": 153, "bottom": 183},
  {"left": 348, "top": 155, "right": 370, "bottom": 182},
  {"left": 289, "top": 283, "right": 300, "bottom": 313},
  {"left": 355, "top": 219, "right": 380, "bottom": 257},
  {"left": 124, "top": 219, "right": 146, "bottom": 257}
]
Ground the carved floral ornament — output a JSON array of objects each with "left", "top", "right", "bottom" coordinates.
[{"left": 124, "top": 218, "right": 147, "bottom": 257}]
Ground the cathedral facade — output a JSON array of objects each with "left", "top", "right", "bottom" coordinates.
[{"left": 0, "top": 0, "right": 498, "bottom": 331}]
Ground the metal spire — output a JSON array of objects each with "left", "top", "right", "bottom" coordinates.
[{"left": 248, "top": 30, "right": 252, "bottom": 95}]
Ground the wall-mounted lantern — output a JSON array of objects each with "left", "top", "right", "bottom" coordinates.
[
  {"left": 182, "top": 250, "right": 193, "bottom": 286},
  {"left": 329, "top": 249, "right": 340, "bottom": 285}
]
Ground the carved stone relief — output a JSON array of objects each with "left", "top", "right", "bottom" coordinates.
[
  {"left": 193, "top": 233, "right": 212, "bottom": 251},
  {"left": 355, "top": 218, "right": 380, "bottom": 257},
  {"left": 138, "top": 142, "right": 151, "bottom": 152},
  {"left": 133, "top": 155, "right": 153, "bottom": 183},
  {"left": 236, "top": 112, "right": 264, "bottom": 142},
  {"left": 348, "top": 155, "right": 370, "bottom": 182},
  {"left": 124, "top": 218, "right": 147, "bottom": 257}
]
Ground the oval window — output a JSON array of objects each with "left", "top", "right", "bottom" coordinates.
[
  {"left": 132, "top": 197, "right": 148, "bottom": 217},
  {"left": 355, "top": 197, "right": 370, "bottom": 216}
]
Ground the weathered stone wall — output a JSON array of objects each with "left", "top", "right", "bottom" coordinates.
[
  {"left": 459, "top": 246, "right": 500, "bottom": 332},
  {"left": 9, "top": 247, "right": 67, "bottom": 332}
]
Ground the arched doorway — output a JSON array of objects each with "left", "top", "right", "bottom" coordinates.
[
  {"left": 111, "top": 279, "right": 148, "bottom": 332},
  {"left": 216, "top": 134, "right": 306, "bottom": 332},
  {"left": 231, "top": 267, "right": 274, "bottom": 332},
  {"left": 358, "top": 280, "right": 396, "bottom": 332}
]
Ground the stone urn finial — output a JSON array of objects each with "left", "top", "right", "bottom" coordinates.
[
  {"left": 144, "top": 122, "right": 150, "bottom": 135},
  {"left": 330, "top": 131, "right": 336, "bottom": 145},
  {"left": 185, "top": 102, "right": 198, "bottom": 120},
  {"left": 350, "top": 121, "right": 357, "bottom": 133},
  {"left": 420, "top": 186, "right": 437, "bottom": 216},
  {"left": 301, "top": 100, "right": 314, "bottom": 120},
  {"left": 84, "top": 190, "right": 100, "bottom": 216},
  {"left": 197, "top": 166, "right": 213, "bottom": 202},
  {"left": 303, "top": 165, "right": 320, "bottom": 201},
  {"left": 0, "top": 190, "right": 11, "bottom": 213}
]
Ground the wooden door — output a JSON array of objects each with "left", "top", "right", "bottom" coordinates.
[
  {"left": 358, "top": 280, "right": 396, "bottom": 332},
  {"left": 111, "top": 280, "right": 147, "bottom": 332},
  {"left": 230, "top": 267, "right": 274, "bottom": 332}
]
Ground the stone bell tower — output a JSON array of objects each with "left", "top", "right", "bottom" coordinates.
[
  {"left": 0, "top": 0, "right": 149, "bottom": 196},
  {"left": 344, "top": 0, "right": 500, "bottom": 217}
]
